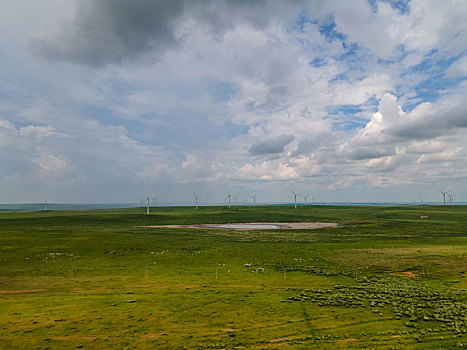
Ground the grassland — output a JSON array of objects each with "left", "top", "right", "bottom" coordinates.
[{"left": 0, "top": 205, "right": 465, "bottom": 349}]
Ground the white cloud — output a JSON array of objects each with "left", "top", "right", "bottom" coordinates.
[
  {"left": 405, "top": 140, "right": 447, "bottom": 154},
  {"left": 332, "top": 0, "right": 401, "bottom": 59},
  {"left": 236, "top": 161, "right": 299, "bottom": 181},
  {"left": 19, "top": 125, "right": 59, "bottom": 138},
  {"left": 34, "top": 153, "right": 67, "bottom": 173},
  {"left": 333, "top": 74, "right": 394, "bottom": 106},
  {"left": 357, "top": 93, "right": 405, "bottom": 142},
  {"left": 0, "top": 119, "right": 16, "bottom": 133},
  {"left": 446, "top": 56, "right": 467, "bottom": 78},
  {"left": 415, "top": 147, "right": 463, "bottom": 164}
]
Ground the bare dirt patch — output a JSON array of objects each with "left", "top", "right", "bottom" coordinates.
[
  {"left": 340, "top": 338, "right": 358, "bottom": 342},
  {"left": 143, "top": 222, "right": 338, "bottom": 230},
  {"left": 390, "top": 271, "right": 418, "bottom": 278}
]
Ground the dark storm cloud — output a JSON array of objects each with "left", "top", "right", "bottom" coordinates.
[
  {"left": 249, "top": 134, "right": 295, "bottom": 156},
  {"left": 29, "top": 0, "right": 304, "bottom": 67},
  {"left": 30, "top": 0, "right": 184, "bottom": 66}
]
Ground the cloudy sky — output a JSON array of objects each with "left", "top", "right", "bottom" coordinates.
[{"left": 1, "top": 0, "right": 467, "bottom": 204}]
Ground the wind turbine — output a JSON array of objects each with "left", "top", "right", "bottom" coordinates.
[
  {"left": 226, "top": 190, "right": 233, "bottom": 208},
  {"left": 194, "top": 193, "right": 200, "bottom": 210},
  {"left": 302, "top": 194, "right": 311, "bottom": 206},
  {"left": 233, "top": 194, "right": 238, "bottom": 206},
  {"left": 447, "top": 192, "right": 455, "bottom": 204},
  {"left": 439, "top": 190, "right": 447, "bottom": 204},
  {"left": 291, "top": 190, "right": 302, "bottom": 209},
  {"left": 44, "top": 200, "right": 47, "bottom": 211},
  {"left": 250, "top": 193, "right": 257, "bottom": 207},
  {"left": 145, "top": 188, "right": 156, "bottom": 215}
]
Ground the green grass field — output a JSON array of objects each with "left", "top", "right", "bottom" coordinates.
[{"left": 0, "top": 205, "right": 465, "bottom": 349}]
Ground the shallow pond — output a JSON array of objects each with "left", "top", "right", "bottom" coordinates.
[{"left": 211, "top": 224, "right": 281, "bottom": 229}]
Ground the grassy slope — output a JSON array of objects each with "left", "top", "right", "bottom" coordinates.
[{"left": 0, "top": 205, "right": 465, "bottom": 349}]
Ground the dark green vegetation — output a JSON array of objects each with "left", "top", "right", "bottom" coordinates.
[{"left": 0, "top": 205, "right": 465, "bottom": 349}]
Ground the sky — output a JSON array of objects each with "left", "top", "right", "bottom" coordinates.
[{"left": 1, "top": 0, "right": 467, "bottom": 204}]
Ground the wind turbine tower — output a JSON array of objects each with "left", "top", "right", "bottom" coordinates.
[
  {"left": 145, "top": 188, "right": 156, "bottom": 215},
  {"left": 439, "top": 190, "right": 447, "bottom": 204},
  {"left": 291, "top": 190, "right": 301, "bottom": 209},
  {"left": 44, "top": 200, "right": 47, "bottom": 211},
  {"left": 447, "top": 192, "right": 454, "bottom": 204},
  {"left": 194, "top": 193, "right": 200, "bottom": 210},
  {"left": 226, "top": 190, "right": 233, "bottom": 209},
  {"left": 250, "top": 193, "right": 257, "bottom": 207},
  {"left": 146, "top": 190, "right": 150, "bottom": 215}
]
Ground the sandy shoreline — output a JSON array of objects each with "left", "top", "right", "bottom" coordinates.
[{"left": 142, "top": 222, "right": 338, "bottom": 230}]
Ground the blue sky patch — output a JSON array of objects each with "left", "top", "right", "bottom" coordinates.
[
  {"left": 309, "top": 57, "right": 326, "bottom": 67},
  {"left": 318, "top": 16, "right": 346, "bottom": 43}
]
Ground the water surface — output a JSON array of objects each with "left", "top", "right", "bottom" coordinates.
[{"left": 212, "top": 224, "right": 280, "bottom": 229}]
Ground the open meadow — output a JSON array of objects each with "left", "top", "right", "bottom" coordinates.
[{"left": 0, "top": 205, "right": 466, "bottom": 349}]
